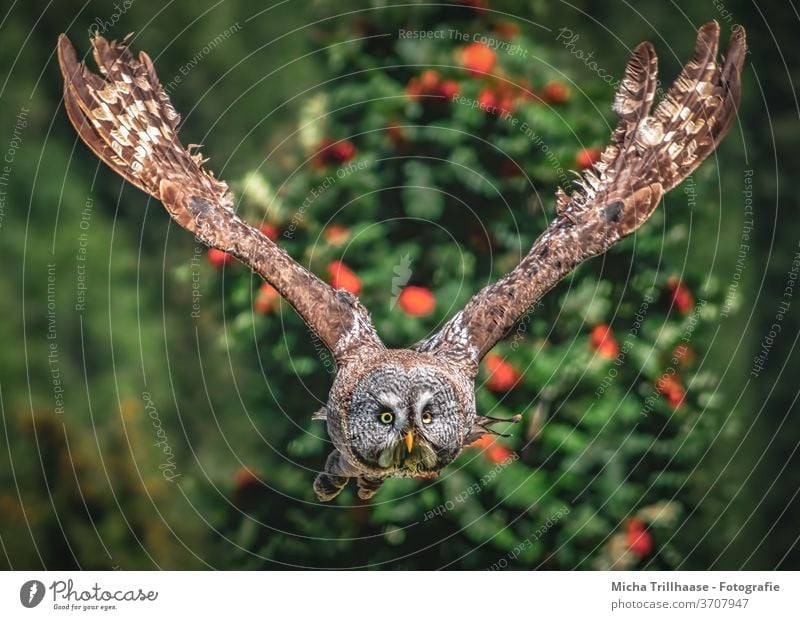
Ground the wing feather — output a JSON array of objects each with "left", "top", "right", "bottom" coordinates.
[
  {"left": 415, "top": 22, "right": 745, "bottom": 375},
  {"left": 58, "top": 34, "right": 382, "bottom": 364}
]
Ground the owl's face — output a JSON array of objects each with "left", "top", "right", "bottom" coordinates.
[{"left": 344, "top": 364, "right": 465, "bottom": 476}]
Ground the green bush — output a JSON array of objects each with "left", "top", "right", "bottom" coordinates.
[
  {"left": 0, "top": 1, "right": 751, "bottom": 571},
  {"left": 210, "top": 3, "right": 730, "bottom": 569}
]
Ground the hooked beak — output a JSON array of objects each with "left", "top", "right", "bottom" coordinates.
[{"left": 405, "top": 430, "right": 414, "bottom": 453}]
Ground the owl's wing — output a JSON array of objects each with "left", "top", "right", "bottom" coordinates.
[
  {"left": 414, "top": 22, "right": 746, "bottom": 375},
  {"left": 58, "top": 34, "right": 382, "bottom": 364}
]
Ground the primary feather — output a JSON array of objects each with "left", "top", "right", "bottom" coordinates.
[{"left": 57, "top": 33, "right": 382, "bottom": 365}]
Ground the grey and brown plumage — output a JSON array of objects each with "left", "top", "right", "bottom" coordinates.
[{"left": 58, "top": 21, "right": 745, "bottom": 501}]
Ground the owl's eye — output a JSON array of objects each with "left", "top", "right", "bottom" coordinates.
[
  {"left": 379, "top": 411, "right": 394, "bottom": 425},
  {"left": 421, "top": 410, "right": 433, "bottom": 424}
]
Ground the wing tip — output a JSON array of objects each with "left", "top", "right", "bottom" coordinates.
[
  {"left": 693, "top": 20, "right": 721, "bottom": 59},
  {"left": 698, "top": 19, "right": 721, "bottom": 37},
  {"left": 611, "top": 40, "right": 658, "bottom": 120},
  {"left": 721, "top": 24, "right": 747, "bottom": 110},
  {"left": 633, "top": 40, "right": 656, "bottom": 58},
  {"left": 57, "top": 33, "right": 79, "bottom": 78},
  {"left": 695, "top": 19, "right": 746, "bottom": 57},
  {"left": 726, "top": 24, "right": 748, "bottom": 65},
  {"left": 630, "top": 40, "right": 657, "bottom": 72}
]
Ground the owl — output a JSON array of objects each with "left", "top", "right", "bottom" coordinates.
[{"left": 57, "top": 21, "right": 745, "bottom": 501}]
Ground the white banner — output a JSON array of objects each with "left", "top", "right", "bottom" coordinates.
[{"left": 0, "top": 571, "right": 797, "bottom": 618}]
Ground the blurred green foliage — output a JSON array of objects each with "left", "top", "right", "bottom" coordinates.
[{"left": 0, "top": 0, "right": 797, "bottom": 569}]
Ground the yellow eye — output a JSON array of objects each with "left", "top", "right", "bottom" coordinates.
[
  {"left": 421, "top": 411, "right": 433, "bottom": 424},
  {"left": 379, "top": 411, "right": 394, "bottom": 425}
]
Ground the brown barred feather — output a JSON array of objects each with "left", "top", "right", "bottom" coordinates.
[
  {"left": 58, "top": 34, "right": 382, "bottom": 365},
  {"left": 613, "top": 41, "right": 658, "bottom": 123}
]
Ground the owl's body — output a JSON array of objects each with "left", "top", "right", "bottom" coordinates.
[
  {"left": 318, "top": 349, "right": 475, "bottom": 499},
  {"left": 57, "top": 21, "right": 745, "bottom": 501}
]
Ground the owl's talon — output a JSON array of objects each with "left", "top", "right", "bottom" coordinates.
[
  {"left": 357, "top": 488, "right": 375, "bottom": 501},
  {"left": 313, "top": 472, "right": 348, "bottom": 502},
  {"left": 356, "top": 476, "right": 384, "bottom": 500},
  {"left": 314, "top": 449, "right": 361, "bottom": 501}
]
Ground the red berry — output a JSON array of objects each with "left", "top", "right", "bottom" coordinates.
[
  {"left": 541, "top": 81, "right": 571, "bottom": 104},
  {"left": 460, "top": 42, "right": 496, "bottom": 76},
  {"left": 493, "top": 21, "right": 521, "bottom": 40},
  {"left": 386, "top": 122, "right": 409, "bottom": 149},
  {"left": 312, "top": 137, "right": 357, "bottom": 168},
  {"left": 673, "top": 343, "right": 695, "bottom": 367},
  {"left": 496, "top": 92, "right": 517, "bottom": 115},
  {"left": 259, "top": 223, "right": 279, "bottom": 241},
  {"left": 254, "top": 282, "right": 280, "bottom": 314},
  {"left": 405, "top": 77, "right": 422, "bottom": 99},
  {"left": 486, "top": 443, "right": 514, "bottom": 464},
  {"left": 438, "top": 79, "right": 460, "bottom": 100},
  {"left": 478, "top": 87, "right": 498, "bottom": 112},
  {"left": 234, "top": 467, "right": 261, "bottom": 491},
  {"left": 327, "top": 260, "right": 362, "bottom": 295},
  {"left": 655, "top": 373, "right": 686, "bottom": 408},
  {"left": 420, "top": 69, "right": 440, "bottom": 91},
  {"left": 667, "top": 391, "right": 685, "bottom": 408},
  {"left": 478, "top": 83, "right": 519, "bottom": 115},
  {"left": 667, "top": 277, "right": 694, "bottom": 314},
  {"left": 329, "top": 139, "right": 356, "bottom": 163},
  {"left": 590, "top": 324, "right": 620, "bottom": 359},
  {"left": 311, "top": 137, "right": 334, "bottom": 169},
  {"left": 576, "top": 147, "right": 601, "bottom": 169},
  {"left": 483, "top": 353, "right": 522, "bottom": 392},
  {"left": 470, "top": 434, "right": 514, "bottom": 464},
  {"left": 470, "top": 435, "right": 494, "bottom": 448},
  {"left": 406, "top": 71, "right": 459, "bottom": 104},
  {"left": 323, "top": 224, "right": 350, "bottom": 246},
  {"left": 207, "top": 248, "right": 234, "bottom": 268},
  {"left": 626, "top": 518, "right": 653, "bottom": 557},
  {"left": 398, "top": 286, "right": 436, "bottom": 317}
]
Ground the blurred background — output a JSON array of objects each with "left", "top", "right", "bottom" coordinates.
[{"left": 0, "top": 0, "right": 797, "bottom": 570}]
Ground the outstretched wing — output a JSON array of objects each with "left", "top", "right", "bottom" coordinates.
[
  {"left": 415, "top": 21, "right": 746, "bottom": 375},
  {"left": 58, "top": 34, "right": 382, "bottom": 364}
]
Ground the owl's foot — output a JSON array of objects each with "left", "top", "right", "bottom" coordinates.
[
  {"left": 314, "top": 449, "right": 359, "bottom": 502},
  {"left": 313, "top": 471, "right": 349, "bottom": 502},
  {"left": 356, "top": 476, "right": 384, "bottom": 500}
]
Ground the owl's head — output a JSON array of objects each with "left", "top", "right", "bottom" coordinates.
[{"left": 327, "top": 351, "right": 475, "bottom": 477}]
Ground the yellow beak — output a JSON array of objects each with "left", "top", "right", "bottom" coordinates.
[{"left": 405, "top": 431, "right": 414, "bottom": 453}]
